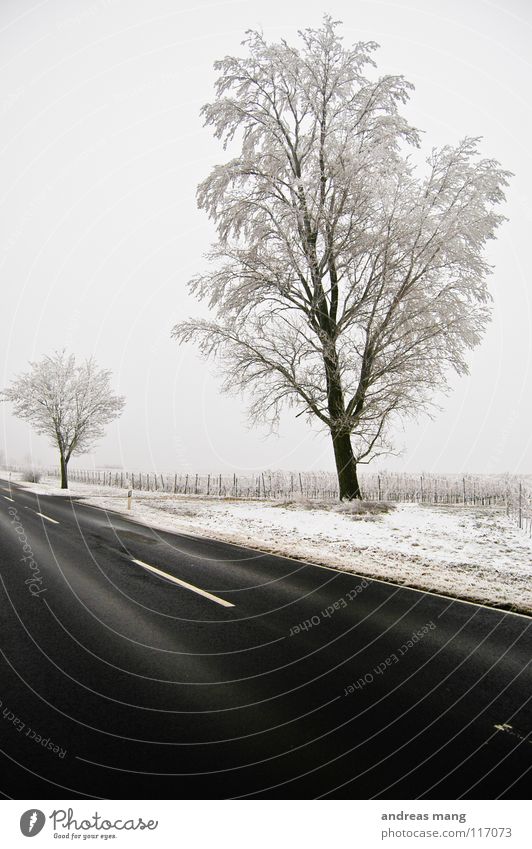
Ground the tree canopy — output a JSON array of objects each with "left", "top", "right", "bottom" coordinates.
[
  {"left": 2, "top": 351, "right": 125, "bottom": 488},
  {"left": 173, "top": 17, "right": 510, "bottom": 498}
]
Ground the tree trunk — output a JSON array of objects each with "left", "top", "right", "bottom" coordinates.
[
  {"left": 331, "top": 430, "right": 362, "bottom": 500},
  {"left": 322, "top": 350, "right": 362, "bottom": 500},
  {"left": 60, "top": 453, "right": 68, "bottom": 489},
  {"left": 319, "top": 331, "right": 363, "bottom": 500}
]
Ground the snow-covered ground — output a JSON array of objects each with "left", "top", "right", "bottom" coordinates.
[{"left": 3, "top": 472, "right": 531, "bottom": 614}]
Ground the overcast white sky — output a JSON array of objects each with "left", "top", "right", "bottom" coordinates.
[{"left": 1, "top": 0, "right": 531, "bottom": 476}]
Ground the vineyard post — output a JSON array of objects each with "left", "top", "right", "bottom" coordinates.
[
  {"left": 519, "top": 482, "right": 523, "bottom": 529},
  {"left": 207, "top": 474, "right": 210, "bottom": 496},
  {"left": 420, "top": 476, "right": 424, "bottom": 503}
]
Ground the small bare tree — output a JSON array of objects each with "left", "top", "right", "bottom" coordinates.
[
  {"left": 173, "top": 18, "right": 510, "bottom": 499},
  {"left": 1, "top": 351, "right": 125, "bottom": 489}
]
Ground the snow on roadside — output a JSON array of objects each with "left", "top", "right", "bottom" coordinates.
[{"left": 3, "top": 472, "right": 531, "bottom": 614}]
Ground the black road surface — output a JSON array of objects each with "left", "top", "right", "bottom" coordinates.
[{"left": 0, "top": 478, "right": 530, "bottom": 799}]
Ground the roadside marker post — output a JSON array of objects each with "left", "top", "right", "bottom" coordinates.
[{"left": 127, "top": 486, "right": 132, "bottom": 511}]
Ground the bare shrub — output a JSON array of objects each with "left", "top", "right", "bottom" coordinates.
[
  {"left": 272, "top": 498, "right": 394, "bottom": 516},
  {"left": 335, "top": 500, "right": 393, "bottom": 516},
  {"left": 20, "top": 467, "right": 41, "bottom": 483}
]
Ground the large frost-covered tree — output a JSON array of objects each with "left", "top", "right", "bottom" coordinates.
[
  {"left": 173, "top": 17, "right": 510, "bottom": 499},
  {"left": 2, "top": 351, "right": 125, "bottom": 488}
]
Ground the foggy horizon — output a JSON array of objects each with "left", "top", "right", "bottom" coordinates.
[{"left": 1, "top": 0, "right": 531, "bottom": 477}]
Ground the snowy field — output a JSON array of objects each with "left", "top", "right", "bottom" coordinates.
[{"left": 3, "top": 471, "right": 531, "bottom": 615}]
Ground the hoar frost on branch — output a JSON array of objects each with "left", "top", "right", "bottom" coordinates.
[
  {"left": 173, "top": 17, "right": 510, "bottom": 499},
  {"left": 1, "top": 351, "right": 125, "bottom": 488}
]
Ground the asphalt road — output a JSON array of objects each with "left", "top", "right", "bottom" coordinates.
[{"left": 0, "top": 478, "right": 530, "bottom": 800}]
